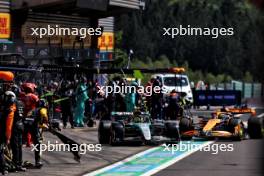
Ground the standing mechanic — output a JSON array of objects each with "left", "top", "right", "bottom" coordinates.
[
  {"left": 60, "top": 81, "right": 75, "bottom": 129},
  {"left": 20, "top": 83, "right": 39, "bottom": 147},
  {"left": 166, "top": 90, "right": 180, "bottom": 120},
  {"left": 10, "top": 85, "right": 26, "bottom": 172},
  {"left": 20, "top": 83, "right": 43, "bottom": 168},
  {"left": 0, "top": 71, "right": 16, "bottom": 175},
  {"left": 74, "top": 77, "right": 89, "bottom": 127},
  {"left": 151, "top": 77, "right": 163, "bottom": 119}
]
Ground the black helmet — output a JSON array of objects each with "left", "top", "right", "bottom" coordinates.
[{"left": 39, "top": 99, "right": 48, "bottom": 108}]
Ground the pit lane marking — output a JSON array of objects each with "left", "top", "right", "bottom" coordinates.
[
  {"left": 84, "top": 141, "right": 214, "bottom": 176},
  {"left": 83, "top": 147, "right": 159, "bottom": 176}
]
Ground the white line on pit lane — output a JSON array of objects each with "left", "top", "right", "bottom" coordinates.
[{"left": 257, "top": 113, "right": 264, "bottom": 118}]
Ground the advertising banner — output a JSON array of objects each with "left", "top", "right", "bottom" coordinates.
[
  {"left": 193, "top": 90, "right": 242, "bottom": 106},
  {"left": 0, "top": 13, "right": 10, "bottom": 39},
  {"left": 98, "top": 32, "right": 114, "bottom": 51}
]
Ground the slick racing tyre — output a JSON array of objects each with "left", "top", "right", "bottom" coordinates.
[
  {"left": 179, "top": 118, "right": 192, "bottom": 132},
  {"left": 98, "top": 121, "right": 111, "bottom": 144},
  {"left": 179, "top": 118, "right": 193, "bottom": 140},
  {"left": 248, "top": 117, "right": 263, "bottom": 139},
  {"left": 165, "top": 121, "right": 180, "bottom": 142},
  {"left": 109, "top": 122, "right": 124, "bottom": 146},
  {"left": 109, "top": 129, "right": 117, "bottom": 146}
]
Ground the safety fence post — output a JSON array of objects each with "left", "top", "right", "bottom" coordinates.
[
  {"left": 261, "top": 83, "right": 264, "bottom": 101},
  {"left": 233, "top": 82, "right": 236, "bottom": 90},
  {"left": 242, "top": 82, "right": 245, "bottom": 99},
  {"left": 251, "top": 83, "right": 254, "bottom": 98}
]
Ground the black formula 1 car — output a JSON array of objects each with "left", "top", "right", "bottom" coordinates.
[
  {"left": 180, "top": 107, "right": 263, "bottom": 140},
  {"left": 98, "top": 111, "right": 180, "bottom": 145}
]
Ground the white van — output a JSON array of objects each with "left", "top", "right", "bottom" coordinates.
[{"left": 151, "top": 74, "right": 193, "bottom": 103}]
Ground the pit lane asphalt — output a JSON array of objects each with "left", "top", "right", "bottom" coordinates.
[
  {"left": 9, "top": 108, "right": 264, "bottom": 176},
  {"left": 9, "top": 129, "right": 150, "bottom": 176}
]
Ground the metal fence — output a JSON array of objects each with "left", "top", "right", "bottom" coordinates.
[{"left": 209, "top": 81, "right": 263, "bottom": 99}]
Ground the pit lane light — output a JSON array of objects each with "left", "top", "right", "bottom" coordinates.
[{"left": 169, "top": 67, "right": 186, "bottom": 73}]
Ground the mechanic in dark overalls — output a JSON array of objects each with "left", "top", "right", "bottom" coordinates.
[
  {"left": 10, "top": 85, "right": 26, "bottom": 172},
  {"left": 60, "top": 81, "right": 74, "bottom": 129},
  {"left": 145, "top": 78, "right": 155, "bottom": 112},
  {"left": 115, "top": 78, "right": 127, "bottom": 112},
  {"left": 151, "top": 77, "right": 163, "bottom": 119},
  {"left": 166, "top": 90, "right": 181, "bottom": 120}
]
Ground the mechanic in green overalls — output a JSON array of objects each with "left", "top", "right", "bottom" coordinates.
[
  {"left": 125, "top": 81, "right": 138, "bottom": 112},
  {"left": 74, "top": 77, "right": 89, "bottom": 127}
]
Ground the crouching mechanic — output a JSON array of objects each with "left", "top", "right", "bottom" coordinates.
[{"left": 0, "top": 72, "right": 16, "bottom": 175}]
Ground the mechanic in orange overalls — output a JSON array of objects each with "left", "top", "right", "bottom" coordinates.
[
  {"left": 0, "top": 71, "right": 16, "bottom": 175},
  {"left": 20, "top": 83, "right": 39, "bottom": 147}
]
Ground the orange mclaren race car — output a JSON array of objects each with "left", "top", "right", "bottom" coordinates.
[{"left": 180, "top": 106, "right": 263, "bottom": 140}]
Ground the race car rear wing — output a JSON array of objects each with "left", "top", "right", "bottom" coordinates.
[{"left": 217, "top": 107, "right": 256, "bottom": 116}]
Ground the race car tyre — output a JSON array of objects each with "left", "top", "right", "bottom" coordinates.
[
  {"left": 179, "top": 118, "right": 193, "bottom": 140},
  {"left": 109, "top": 122, "right": 124, "bottom": 145},
  {"left": 248, "top": 117, "right": 263, "bottom": 139},
  {"left": 165, "top": 122, "right": 180, "bottom": 142},
  {"left": 98, "top": 121, "right": 111, "bottom": 144},
  {"left": 179, "top": 118, "right": 192, "bottom": 132},
  {"left": 110, "top": 129, "right": 117, "bottom": 145}
]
